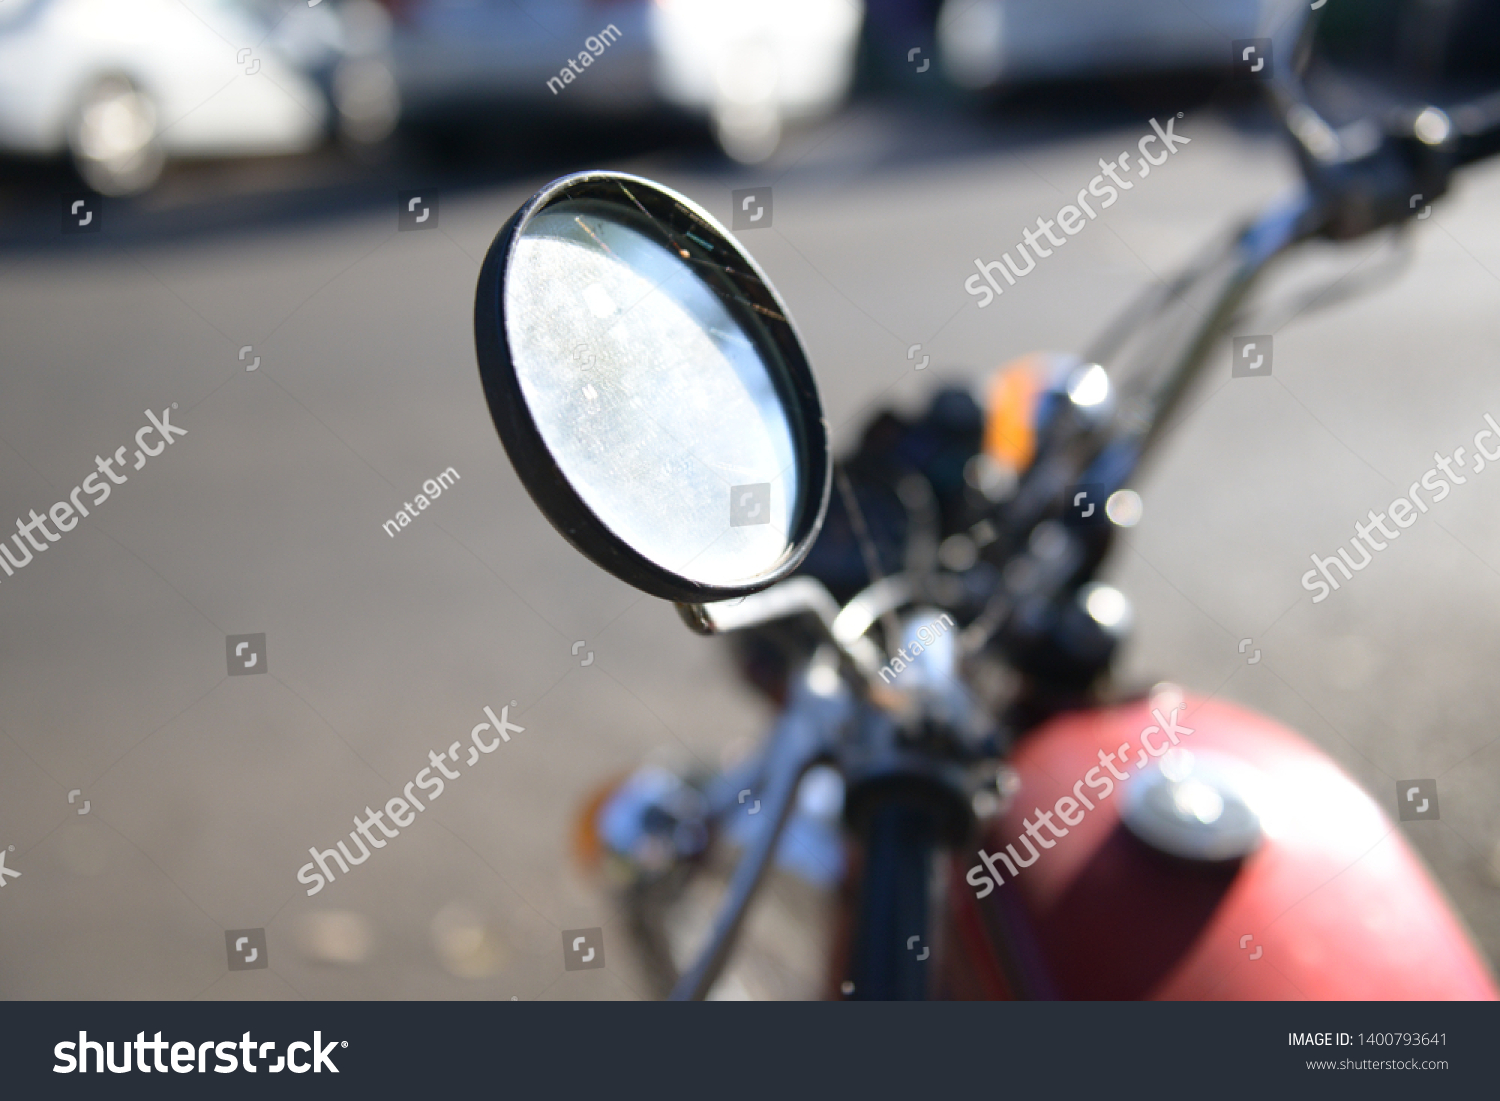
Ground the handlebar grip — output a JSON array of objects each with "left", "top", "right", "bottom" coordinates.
[{"left": 846, "top": 803, "right": 939, "bottom": 1000}]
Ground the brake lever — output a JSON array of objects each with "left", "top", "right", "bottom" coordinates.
[{"left": 668, "top": 656, "right": 850, "bottom": 1000}]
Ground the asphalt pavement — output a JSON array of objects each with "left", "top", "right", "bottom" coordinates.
[{"left": 2, "top": 95, "right": 1498, "bottom": 999}]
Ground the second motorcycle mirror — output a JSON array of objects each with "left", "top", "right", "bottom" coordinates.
[{"left": 474, "top": 172, "right": 831, "bottom": 605}]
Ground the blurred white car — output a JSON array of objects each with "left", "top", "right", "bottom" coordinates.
[
  {"left": 383, "top": 0, "right": 863, "bottom": 164},
  {"left": 0, "top": 0, "right": 393, "bottom": 194},
  {"left": 936, "top": 0, "right": 1269, "bottom": 90},
  {"left": 649, "top": 0, "right": 865, "bottom": 162}
]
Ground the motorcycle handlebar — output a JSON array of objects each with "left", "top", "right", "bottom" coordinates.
[{"left": 678, "top": 579, "right": 886, "bottom": 679}]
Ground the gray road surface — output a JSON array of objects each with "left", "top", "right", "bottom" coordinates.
[{"left": 2, "top": 102, "right": 1498, "bottom": 999}]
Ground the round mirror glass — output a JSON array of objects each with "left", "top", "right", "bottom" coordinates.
[{"left": 475, "top": 173, "right": 829, "bottom": 603}]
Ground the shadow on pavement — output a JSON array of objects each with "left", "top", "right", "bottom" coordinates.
[{"left": 0, "top": 73, "right": 1269, "bottom": 253}]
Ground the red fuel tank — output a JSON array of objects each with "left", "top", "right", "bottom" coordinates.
[{"left": 944, "top": 693, "right": 1497, "bottom": 1000}]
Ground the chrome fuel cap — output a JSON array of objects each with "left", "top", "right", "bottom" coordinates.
[{"left": 1119, "top": 748, "right": 1263, "bottom": 862}]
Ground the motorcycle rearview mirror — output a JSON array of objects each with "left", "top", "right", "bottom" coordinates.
[{"left": 474, "top": 171, "right": 831, "bottom": 605}]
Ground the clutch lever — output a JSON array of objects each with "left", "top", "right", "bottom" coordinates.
[{"left": 668, "top": 652, "right": 851, "bottom": 1000}]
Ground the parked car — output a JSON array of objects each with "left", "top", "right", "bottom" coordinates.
[
  {"left": 649, "top": 0, "right": 865, "bottom": 162},
  {"left": 380, "top": 0, "right": 863, "bottom": 163},
  {"left": 381, "top": 0, "right": 660, "bottom": 122},
  {"left": 935, "top": 0, "right": 1270, "bottom": 90},
  {"left": 0, "top": 0, "right": 395, "bottom": 194}
]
